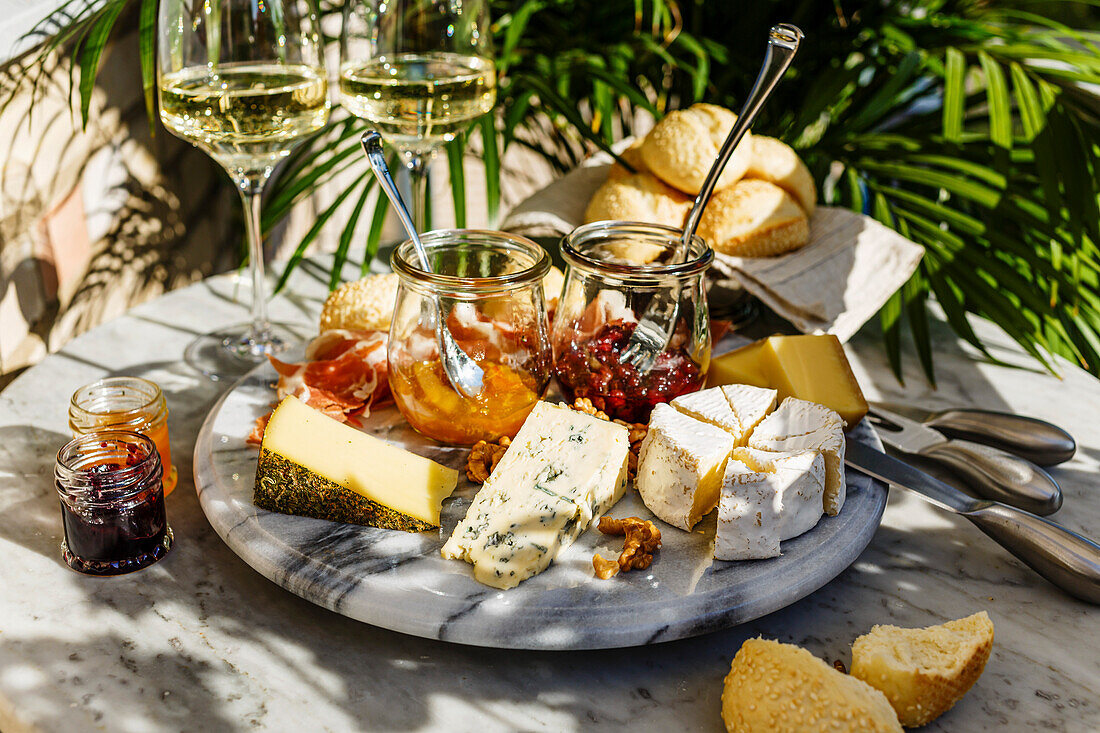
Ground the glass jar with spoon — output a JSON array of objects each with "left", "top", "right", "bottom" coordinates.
[
  {"left": 388, "top": 230, "right": 553, "bottom": 445},
  {"left": 552, "top": 221, "right": 713, "bottom": 423}
]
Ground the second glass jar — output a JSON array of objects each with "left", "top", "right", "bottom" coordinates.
[
  {"left": 388, "top": 230, "right": 553, "bottom": 445},
  {"left": 552, "top": 221, "right": 714, "bottom": 423}
]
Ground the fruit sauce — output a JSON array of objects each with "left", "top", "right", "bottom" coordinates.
[
  {"left": 55, "top": 432, "right": 172, "bottom": 576},
  {"left": 554, "top": 320, "right": 703, "bottom": 423}
]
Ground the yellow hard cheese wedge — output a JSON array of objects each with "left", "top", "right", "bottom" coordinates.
[
  {"left": 706, "top": 334, "right": 868, "bottom": 427},
  {"left": 254, "top": 396, "right": 458, "bottom": 531}
]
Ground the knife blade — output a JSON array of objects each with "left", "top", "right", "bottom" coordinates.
[
  {"left": 845, "top": 438, "right": 1100, "bottom": 605},
  {"left": 867, "top": 405, "right": 1062, "bottom": 515},
  {"left": 871, "top": 402, "right": 1076, "bottom": 466}
]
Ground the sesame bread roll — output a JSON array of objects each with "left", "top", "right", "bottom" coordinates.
[
  {"left": 695, "top": 179, "right": 809, "bottom": 257},
  {"left": 641, "top": 103, "right": 753, "bottom": 195},
  {"left": 745, "top": 136, "right": 817, "bottom": 215},
  {"left": 722, "top": 639, "right": 902, "bottom": 732},
  {"left": 319, "top": 273, "right": 399, "bottom": 333}
]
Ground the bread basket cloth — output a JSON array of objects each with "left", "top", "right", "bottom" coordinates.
[{"left": 501, "top": 145, "right": 924, "bottom": 343}]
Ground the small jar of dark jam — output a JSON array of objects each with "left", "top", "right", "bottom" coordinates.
[
  {"left": 552, "top": 221, "right": 714, "bottom": 423},
  {"left": 55, "top": 431, "right": 173, "bottom": 575}
]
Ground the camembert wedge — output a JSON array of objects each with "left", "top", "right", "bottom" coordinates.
[
  {"left": 749, "top": 397, "right": 846, "bottom": 515},
  {"left": 254, "top": 396, "right": 458, "bottom": 531},
  {"left": 636, "top": 403, "right": 736, "bottom": 530},
  {"left": 670, "top": 384, "right": 776, "bottom": 444},
  {"left": 719, "top": 384, "right": 778, "bottom": 442},
  {"left": 441, "top": 402, "right": 629, "bottom": 589},
  {"left": 715, "top": 447, "right": 826, "bottom": 561}
]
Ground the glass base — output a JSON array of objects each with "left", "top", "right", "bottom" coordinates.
[
  {"left": 184, "top": 322, "right": 308, "bottom": 381},
  {"left": 62, "top": 526, "right": 173, "bottom": 576}
]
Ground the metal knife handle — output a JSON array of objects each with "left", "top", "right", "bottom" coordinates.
[
  {"left": 963, "top": 503, "right": 1100, "bottom": 605},
  {"left": 920, "top": 439, "right": 1062, "bottom": 516},
  {"left": 927, "top": 409, "right": 1076, "bottom": 466}
]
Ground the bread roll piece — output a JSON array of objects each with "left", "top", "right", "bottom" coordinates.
[
  {"left": 542, "top": 265, "right": 565, "bottom": 315},
  {"left": 722, "top": 639, "right": 902, "bottom": 732},
  {"left": 851, "top": 612, "right": 994, "bottom": 728},
  {"left": 584, "top": 172, "right": 691, "bottom": 263},
  {"left": 607, "top": 141, "right": 648, "bottom": 181},
  {"left": 746, "top": 136, "right": 817, "bottom": 214},
  {"left": 641, "top": 103, "right": 752, "bottom": 195},
  {"left": 696, "top": 179, "right": 809, "bottom": 257},
  {"left": 320, "top": 273, "right": 399, "bottom": 333}
]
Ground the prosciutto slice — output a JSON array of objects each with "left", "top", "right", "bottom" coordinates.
[{"left": 247, "top": 329, "right": 390, "bottom": 444}]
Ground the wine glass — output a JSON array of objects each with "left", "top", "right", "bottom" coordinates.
[
  {"left": 340, "top": 0, "right": 495, "bottom": 231},
  {"left": 157, "top": 0, "right": 330, "bottom": 376}
]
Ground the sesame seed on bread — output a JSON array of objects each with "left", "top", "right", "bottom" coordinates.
[
  {"left": 722, "top": 639, "right": 902, "bottom": 732},
  {"left": 745, "top": 136, "right": 817, "bottom": 215},
  {"left": 641, "top": 103, "right": 753, "bottom": 195},
  {"left": 319, "top": 273, "right": 399, "bottom": 333},
  {"left": 695, "top": 179, "right": 810, "bottom": 257}
]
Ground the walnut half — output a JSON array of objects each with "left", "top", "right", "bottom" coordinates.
[
  {"left": 594, "top": 516, "right": 662, "bottom": 576},
  {"left": 465, "top": 437, "right": 511, "bottom": 484}
]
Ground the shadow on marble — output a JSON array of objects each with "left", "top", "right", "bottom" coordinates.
[
  {"left": 4, "top": 511, "right": 1070, "bottom": 733},
  {"left": 0, "top": 424, "right": 70, "bottom": 562}
]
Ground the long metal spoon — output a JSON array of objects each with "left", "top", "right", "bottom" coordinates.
[
  {"left": 618, "top": 24, "right": 804, "bottom": 373},
  {"left": 361, "top": 131, "right": 484, "bottom": 399}
]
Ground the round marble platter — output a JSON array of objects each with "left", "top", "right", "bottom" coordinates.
[{"left": 194, "top": 362, "right": 888, "bottom": 650}]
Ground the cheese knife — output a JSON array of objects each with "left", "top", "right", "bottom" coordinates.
[
  {"left": 871, "top": 402, "right": 1076, "bottom": 466},
  {"left": 845, "top": 438, "right": 1100, "bottom": 605},
  {"left": 867, "top": 405, "right": 1062, "bottom": 516}
]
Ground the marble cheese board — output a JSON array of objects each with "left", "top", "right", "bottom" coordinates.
[{"left": 194, "top": 362, "right": 888, "bottom": 650}]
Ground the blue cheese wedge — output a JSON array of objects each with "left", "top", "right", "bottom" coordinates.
[
  {"left": 636, "top": 403, "right": 737, "bottom": 531},
  {"left": 715, "top": 448, "right": 826, "bottom": 561},
  {"left": 441, "top": 401, "right": 629, "bottom": 589},
  {"left": 749, "top": 397, "right": 846, "bottom": 515}
]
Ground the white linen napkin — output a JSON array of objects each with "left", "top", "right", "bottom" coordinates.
[{"left": 502, "top": 147, "right": 924, "bottom": 343}]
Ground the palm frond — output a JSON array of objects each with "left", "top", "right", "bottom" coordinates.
[{"left": 18, "top": 0, "right": 1100, "bottom": 379}]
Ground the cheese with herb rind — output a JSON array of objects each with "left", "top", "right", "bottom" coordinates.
[{"left": 254, "top": 396, "right": 459, "bottom": 531}]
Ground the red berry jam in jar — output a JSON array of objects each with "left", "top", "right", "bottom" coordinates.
[
  {"left": 552, "top": 222, "right": 713, "bottom": 423},
  {"left": 55, "top": 431, "right": 173, "bottom": 575},
  {"left": 554, "top": 319, "right": 703, "bottom": 423}
]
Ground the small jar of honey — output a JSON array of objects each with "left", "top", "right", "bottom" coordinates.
[
  {"left": 388, "top": 230, "right": 553, "bottom": 445},
  {"left": 68, "top": 377, "right": 178, "bottom": 495}
]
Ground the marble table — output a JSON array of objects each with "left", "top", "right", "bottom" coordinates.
[{"left": 1, "top": 257, "right": 1097, "bottom": 732}]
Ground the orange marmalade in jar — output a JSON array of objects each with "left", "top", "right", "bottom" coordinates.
[
  {"left": 388, "top": 230, "right": 553, "bottom": 445},
  {"left": 69, "top": 377, "right": 178, "bottom": 495}
]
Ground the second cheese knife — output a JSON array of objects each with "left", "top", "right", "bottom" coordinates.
[
  {"left": 867, "top": 404, "right": 1062, "bottom": 516},
  {"left": 846, "top": 438, "right": 1100, "bottom": 605},
  {"left": 872, "top": 402, "right": 1076, "bottom": 466}
]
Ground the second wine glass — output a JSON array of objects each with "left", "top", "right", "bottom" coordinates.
[{"left": 340, "top": 0, "right": 496, "bottom": 231}]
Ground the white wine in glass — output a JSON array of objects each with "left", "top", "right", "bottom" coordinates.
[
  {"left": 339, "top": 52, "right": 495, "bottom": 152},
  {"left": 340, "top": 1, "right": 495, "bottom": 230},
  {"left": 157, "top": 1, "right": 329, "bottom": 376}
]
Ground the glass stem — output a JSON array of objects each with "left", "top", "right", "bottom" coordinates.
[
  {"left": 405, "top": 154, "right": 429, "bottom": 233},
  {"left": 238, "top": 179, "right": 270, "bottom": 341}
]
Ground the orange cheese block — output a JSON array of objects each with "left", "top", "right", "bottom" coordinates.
[
  {"left": 705, "top": 340, "right": 770, "bottom": 389},
  {"left": 706, "top": 334, "right": 868, "bottom": 428}
]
